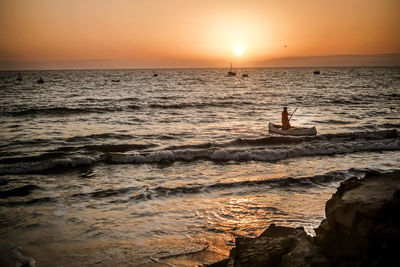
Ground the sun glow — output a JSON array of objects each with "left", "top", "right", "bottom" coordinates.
[{"left": 234, "top": 46, "right": 245, "bottom": 56}]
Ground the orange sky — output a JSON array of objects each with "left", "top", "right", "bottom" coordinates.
[{"left": 0, "top": 0, "right": 399, "bottom": 69}]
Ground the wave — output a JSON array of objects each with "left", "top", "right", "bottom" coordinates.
[
  {"left": 2, "top": 105, "right": 141, "bottom": 117},
  {"left": 72, "top": 185, "right": 141, "bottom": 198},
  {"left": 0, "top": 155, "right": 101, "bottom": 175},
  {"left": 4, "top": 107, "right": 119, "bottom": 116},
  {"left": 0, "top": 130, "right": 398, "bottom": 175},
  {"left": 0, "top": 143, "right": 156, "bottom": 164},
  {"left": 329, "top": 99, "right": 355, "bottom": 105},
  {"left": 0, "top": 152, "right": 67, "bottom": 164},
  {"left": 0, "top": 184, "right": 41, "bottom": 198},
  {"left": 163, "top": 136, "right": 310, "bottom": 151},
  {"left": 66, "top": 133, "right": 136, "bottom": 142},
  {"left": 2, "top": 100, "right": 256, "bottom": 117},
  {"left": 166, "top": 129, "right": 397, "bottom": 150},
  {"left": 148, "top": 100, "right": 255, "bottom": 109},
  {"left": 55, "top": 143, "right": 157, "bottom": 153},
  {"left": 123, "top": 170, "right": 362, "bottom": 202},
  {"left": 106, "top": 138, "right": 400, "bottom": 164},
  {"left": 314, "top": 119, "right": 353, "bottom": 125},
  {"left": 1, "top": 196, "right": 57, "bottom": 206},
  {"left": 381, "top": 123, "right": 400, "bottom": 129},
  {"left": 380, "top": 93, "right": 400, "bottom": 99},
  {"left": 1, "top": 134, "right": 141, "bottom": 155},
  {"left": 1, "top": 169, "right": 370, "bottom": 206}
]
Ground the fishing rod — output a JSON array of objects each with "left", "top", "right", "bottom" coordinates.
[{"left": 289, "top": 107, "right": 298, "bottom": 121}]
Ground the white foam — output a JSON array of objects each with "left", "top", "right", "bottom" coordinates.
[
  {"left": 108, "top": 139, "right": 400, "bottom": 164},
  {"left": 1, "top": 138, "right": 399, "bottom": 174}
]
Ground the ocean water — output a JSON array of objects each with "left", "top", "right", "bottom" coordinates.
[{"left": 0, "top": 67, "right": 399, "bottom": 266}]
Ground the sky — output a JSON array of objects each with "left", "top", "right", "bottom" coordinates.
[{"left": 0, "top": 0, "right": 399, "bottom": 69}]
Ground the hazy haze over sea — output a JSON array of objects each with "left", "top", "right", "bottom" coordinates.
[{"left": 0, "top": 67, "right": 399, "bottom": 266}]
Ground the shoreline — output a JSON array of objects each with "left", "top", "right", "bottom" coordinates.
[{"left": 1, "top": 169, "right": 399, "bottom": 266}]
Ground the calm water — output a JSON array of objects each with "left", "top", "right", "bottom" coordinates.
[{"left": 1, "top": 67, "right": 400, "bottom": 266}]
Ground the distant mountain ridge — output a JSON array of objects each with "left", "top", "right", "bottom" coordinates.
[{"left": 252, "top": 53, "right": 400, "bottom": 68}]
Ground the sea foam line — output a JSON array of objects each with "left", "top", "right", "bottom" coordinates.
[{"left": 0, "top": 138, "right": 399, "bottom": 175}]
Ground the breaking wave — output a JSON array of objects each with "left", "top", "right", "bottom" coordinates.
[
  {"left": 106, "top": 138, "right": 400, "bottom": 164},
  {"left": 0, "top": 130, "right": 398, "bottom": 175}
]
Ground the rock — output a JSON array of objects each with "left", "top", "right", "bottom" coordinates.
[
  {"left": 209, "top": 224, "right": 327, "bottom": 267},
  {"left": 0, "top": 241, "right": 35, "bottom": 267},
  {"left": 206, "top": 170, "right": 400, "bottom": 267},
  {"left": 315, "top": 170, "right": 400, "bottom": 266}
]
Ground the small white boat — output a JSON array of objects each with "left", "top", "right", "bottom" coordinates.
[{"left": 268, "top": 122, "right": 317, "bottom": 136}]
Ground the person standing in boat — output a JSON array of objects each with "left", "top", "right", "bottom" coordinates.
[{"left": 282, "top": 107, "right": 291, "bottom": 130}]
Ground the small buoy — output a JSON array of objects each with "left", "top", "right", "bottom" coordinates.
[{"left": 153, "top": 73, "right": 158, "bottom": 77}]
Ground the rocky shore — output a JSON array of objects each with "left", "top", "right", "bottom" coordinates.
[
  {"left": 207, "top": 170, "right": 400, "bottom": 267},
  {"left": 1, "top": 170, "right": 399, "bottom": 267}
]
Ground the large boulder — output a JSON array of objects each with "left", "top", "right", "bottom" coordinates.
[{"left": 315, "top": 170, "right": 400, "bottom": 266}]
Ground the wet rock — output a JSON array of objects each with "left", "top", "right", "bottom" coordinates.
[
  {"left": 0, "top": 241, "right": 35, "bottom": 267},
  {"left": 315, "top": 170, "right": 400, "bottom": 266},
  {"left": 209, "top": 224, "right": 327, "bottom": 267},
  {"left": 207, "top": 170, "right": 400, "bottom": 267}
]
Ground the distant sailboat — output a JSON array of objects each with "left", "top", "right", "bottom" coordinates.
[{"left": 228, "top": 63, "right": 237, "bottom": 76}]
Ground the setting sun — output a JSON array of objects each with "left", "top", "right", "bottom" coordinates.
[{"left": 234, "top": 46, "right": 245, "bottom": 56}]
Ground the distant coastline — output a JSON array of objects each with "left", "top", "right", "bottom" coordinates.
[
  {"left": 0, "top": 53, "right": 399, "bottom": 71},
  {"left": 252, "top": 53, "right": 400, "bottom": 68}
]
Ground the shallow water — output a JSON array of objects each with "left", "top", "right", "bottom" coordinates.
[{"left": 0, "top": 67, "right": 400, "bottom": 266}]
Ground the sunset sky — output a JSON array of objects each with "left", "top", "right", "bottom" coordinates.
[{"left": 0, "top": 0, "right": 399, "bottom": 69}]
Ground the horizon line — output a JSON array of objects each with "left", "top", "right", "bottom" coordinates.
[{"left": 1, "top": 53, "right": 399, "bottom": 71}]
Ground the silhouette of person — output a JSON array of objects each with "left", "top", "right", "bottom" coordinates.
[{"left": 282, "top": 107, "right": 291, "bottom": 130}]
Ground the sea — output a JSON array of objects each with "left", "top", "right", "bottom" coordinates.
[{"left": 0, "top": 67, "right": 399, "bottom": 266}]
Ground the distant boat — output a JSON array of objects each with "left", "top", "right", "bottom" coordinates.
[
  {"left": 313, "top": 71, "right": 320, "bottom": 75},
  {"left": 228, "top": 63, "right": 236, "bottom": 76},
  {"left": 242, "top": 73, "right": 248, "bottom": 77},
  {"left": 16, "top": 73, "right": 22, "bottom": 81},
  {"left": 153, "top": 73, "right": 158, "bottom": 77},
  {"left": 111, "top": 79, "right": 120, "bottom": 82},
  {"left": 37, "top": 77, "right": 44, "bottom": 84}
]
